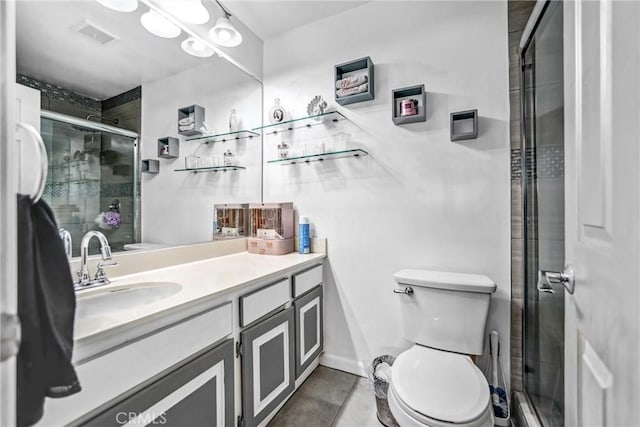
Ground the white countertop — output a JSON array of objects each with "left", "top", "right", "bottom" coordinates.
[{"left": 74, "top": 251, "right": 325, "bottom": 348}]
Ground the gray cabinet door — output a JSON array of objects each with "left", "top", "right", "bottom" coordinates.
[
  {"left": 294, "top": 286, "right": 323, "bottom": 378},
  {"left": 83, "top": 338, "right": 234, "bottom": 427},
  {"left": 240, "top": 307, "right": 294, "bottom": 427}
]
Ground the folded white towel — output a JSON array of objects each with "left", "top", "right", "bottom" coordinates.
[
  {"left": 178, "top": 115, "right": 194, "bottom": 126},
  {"left": 336, "top": 74, "right": 368, "bottom": 90},
  {"left": 336, "top": 83, "right": 368, "bottom": 98},
  {"left": 179, "top": 123, "right": 195, "bottom": 131}
]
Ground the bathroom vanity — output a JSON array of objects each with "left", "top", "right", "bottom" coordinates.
[{"left": 37, "top": 242, "right": 326, "bottom": 427}]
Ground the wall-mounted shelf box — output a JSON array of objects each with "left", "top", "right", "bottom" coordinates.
[
  {"left": 178, "top": 105, "right": 205, "bottom": 137},
  {"left": 392, "top": 84, "right": 426, "bottom": 125},
  {"left": 450, "top": 109, "right": 478, "bottom": 141},
  {"left": 157, "top": 137, "right": 179, "bottom": 159},
  {"left": 141, "top": 159, "right": 159, "bottom": 174},
  {"left": 334, "top": 56, "right": 374, "bottom": 106}
]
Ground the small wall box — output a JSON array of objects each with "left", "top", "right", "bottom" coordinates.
[
  {"left": 141, "top": 159, "right": 159, "bottom": 174},
  {"left": 334, "top": 56, "right": 374, "bottom": 106},
  {"left": 247, "top": 202, "right": 294, "bottom": 255},
  {"left": 214, "top": 203, "right": 249, "bottom": 240},
  {"left": 178, "top": 105, "right": 205, "bottom": 136},
  {"left": 392, "top": 84, "right": 426, "bottom": 125},
  {"left": 450, "top": 109, "right": 478, "bottom": 141},
  {"left": 157, "top": 137, "right": 179, "bottom": 159}
]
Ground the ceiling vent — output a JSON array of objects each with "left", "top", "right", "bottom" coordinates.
[{"left": 70, "top": 20, "right": 118, "bottom": 45}]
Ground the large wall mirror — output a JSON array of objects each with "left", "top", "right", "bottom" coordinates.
[{"left": 16, "top": 0, "right": 263, "bottom": 257}]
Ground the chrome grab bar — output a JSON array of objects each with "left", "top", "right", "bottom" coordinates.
[{"left": 16, "top": 122, "right": 48, "bottom": 202}]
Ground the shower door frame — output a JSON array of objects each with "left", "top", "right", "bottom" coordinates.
[
  {"left": 519, "top": 0, "right": 564, "bottom": 425},
  {"left": 40, "top": 110, "right": 141, "bottom": 247}
]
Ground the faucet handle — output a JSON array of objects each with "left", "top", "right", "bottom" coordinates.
[{"left": 94, "top": 260, "right": 118, "bottom": 283}]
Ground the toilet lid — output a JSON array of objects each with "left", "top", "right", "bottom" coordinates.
[{"left": 391, "top": 345, "right": 490, "bottom": 424}]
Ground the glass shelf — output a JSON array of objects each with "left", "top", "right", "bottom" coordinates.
[
  {"left": 185, "top": 130, "right": 260, "bottom": 144},
  {"left": 267, "top": 148, "right": 368, "bottom": 165},
  {"left": 253, "top": 111, "right": 346, "bottom": 135},
  {"left": 174, "top": 165, "right": 246, "bottom": 173}
]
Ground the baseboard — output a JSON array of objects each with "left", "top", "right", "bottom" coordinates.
[{"left": 319, "top": 353, "right": 367, "bottom": 378}]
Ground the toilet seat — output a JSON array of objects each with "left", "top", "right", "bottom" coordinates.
[{"left": 389, "top": 345, "right": 492, "bottom": 426}]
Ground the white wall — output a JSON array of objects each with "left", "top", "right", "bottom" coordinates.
[
  {"left": 141, "top": 60, "right": 262, "bottom": 245},
  {"left": 262, "top": 1, "right": 511, "bottom": 385}
]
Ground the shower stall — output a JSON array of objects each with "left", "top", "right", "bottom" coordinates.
[
  {"left": 520, "top": 1, "right": 564, "bottom": 426},
  {"left": 40, "top": 111, "right": 139, "bottom": 257}
]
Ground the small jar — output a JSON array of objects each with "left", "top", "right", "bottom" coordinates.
[
  {"left": 277, "top": 143, "right": 289, "bottom": 159},
  {"left": 223, "top": 149, "right": 235, "bottom": 166}
]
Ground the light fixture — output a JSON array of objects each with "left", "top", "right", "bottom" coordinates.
[
  {"left": 140, "top": 9, "right": 181, "bottom": 38},
  {"left": 161, "top": 0, "right": 209, "bottom": 25},
  {"left": 181, "top": 37, "right": 215, "bottom": 57},
  {"left": 96, "top": 0, "right": 138, "bottom": 12},
  {"left": 208, "top": 0, "right": 242, "bottom": 47}
]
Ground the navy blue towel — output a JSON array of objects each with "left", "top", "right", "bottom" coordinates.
[{"left": 17, "top": 195, "right": 81, "bottom": 427}]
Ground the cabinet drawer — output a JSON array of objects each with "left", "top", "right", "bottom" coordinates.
[
  {"left": 37, "top": 302, "right": 233, "bottom": 426},
  {"left": 292, "top": 264, "right": 323, "bottom": 298},
  {"left": 240, "top": 278, "right": 290, "bottom": 328}
]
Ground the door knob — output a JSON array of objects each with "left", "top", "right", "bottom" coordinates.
[{"left": 537, "top": 265, "right": 575, "bottom": 295}]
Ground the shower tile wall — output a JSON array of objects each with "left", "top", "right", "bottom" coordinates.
[
  {"left": 508, "top": 0, "right": 535, "bottom": 393},
  {"left": 17, "top": 74, "right": 102, "bottom": 120}
]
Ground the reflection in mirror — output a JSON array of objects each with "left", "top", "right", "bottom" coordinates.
[{"left": 16, "top": 0, "right": 262, "bottom": 257}]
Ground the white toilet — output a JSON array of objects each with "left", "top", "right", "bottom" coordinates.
[{"left": 388, "top": 269, "right": 497, "bottom": 427}]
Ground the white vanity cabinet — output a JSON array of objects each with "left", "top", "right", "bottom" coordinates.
[
  {"left": 84, "top": 338, "right": 235, "bottom": 427},
  {"left": 237, "top": 263, "right": 324, "bottom": 427},
  {"left": 38, "top": 255, "right": 325, "bottom": 427},
  {"left": 37, "top": 302, "right": 234, "bottom": 427}
]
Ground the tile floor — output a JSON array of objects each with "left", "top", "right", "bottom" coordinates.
[{"left": 268, "top": 366, "right": 382, "bottom": 427}]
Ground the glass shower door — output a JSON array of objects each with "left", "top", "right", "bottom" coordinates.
[
  {"left": 521, "top": 1, "right": 564, "bottom": 426},
  {"left": 40, "top": 115, "right": 138, "bottom": 257}
]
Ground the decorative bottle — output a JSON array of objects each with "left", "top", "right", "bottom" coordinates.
[
  {"left": 268, "top": 98, "right": 285, "bottom": 124},
  {"left": 229, "top": 109, "right": 239, "bottom": 132}
]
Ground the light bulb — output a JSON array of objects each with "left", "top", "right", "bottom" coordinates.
[{"left": 140, "top": 9, "right": 181, "bottom": 38}]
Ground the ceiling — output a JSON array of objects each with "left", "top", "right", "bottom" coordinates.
[
  {"left": 224, "top": 1, "right": 367, "bottom": 40},
  {"left": 16, "top": 1, "right": 368, "bottom": 100},
  {"left": 16, "top": 1, "right": 237, "bottom": 100}
]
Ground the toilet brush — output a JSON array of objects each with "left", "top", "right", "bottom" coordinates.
[{"left": 489, "top": 330, "right": 509, "bottom": 425}]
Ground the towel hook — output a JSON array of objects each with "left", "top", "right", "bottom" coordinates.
[{"left": 17, "top": 122, "right": 48, "bottom": 202}]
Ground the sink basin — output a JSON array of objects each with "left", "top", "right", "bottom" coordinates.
[{"left": 76, "top": 281, "right": 182, "bottom": 318}]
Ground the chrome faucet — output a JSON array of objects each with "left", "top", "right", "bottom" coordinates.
[
  {"left": 76, "top": 231, "right": 118, "bottom": 289},
  {"left": 59, "top": 228, "right": 72, "bottom": 259}
]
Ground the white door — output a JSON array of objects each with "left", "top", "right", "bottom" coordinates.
[
  {"left": 563, "top": 0, "right": 640, "bottom": 425},
  {"left": 0, "top": 1, "right": 18, "bottom": 426}
]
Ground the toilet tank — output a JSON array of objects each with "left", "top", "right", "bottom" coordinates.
[{"left": 394, "top": 269, "right": 496, "bottom": 355}]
